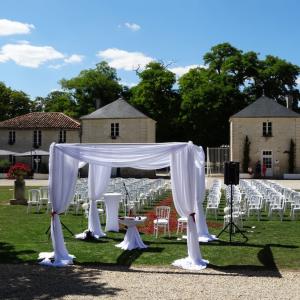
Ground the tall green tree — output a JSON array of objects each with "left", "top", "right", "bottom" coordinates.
[
  {"left": 60, "top": 61, "right": 122, "bottom": 116},
  {"left": 129, "top": 62, "right": 181, "bottom": 141},
  {"left": 32, "top": 91, "right": 78, "bottom": 118},
  {"left": 179, "top": 43, "right": 300, "bottom": 147},
  {"left": 0, "top": 82, "right": 32, "bottom": 121}
]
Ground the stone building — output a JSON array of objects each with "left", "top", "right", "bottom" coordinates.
[
  {"left": 80, "top": 98, "right": 156, "bottom": 143},
  {"left": 0, "top": 112, "right": 80, "bottom": 171},
  {"left": 0, "top": 98, "right": 156, "bottom": 177},
  {"left": 230, "top": 95, "right": 300, "bottom": 178},
  {"left": 80, "top": 98, "right": 156, "bottom": 177}
]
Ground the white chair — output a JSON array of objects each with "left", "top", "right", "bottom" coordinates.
[
  {"left": 39, "top": 187, "right": 49, "bottom": 210},
  {"left": 247, "top": 195, "right": 262, "bottom": 221},
  {"left": 268, "top": 194, "right": 284, "bottom": 221},
  {"left": 27, "top": 189, "right": 41, "bottom": 213},
  {"left": 153, "top": 206, "right": 170, "bottom": 238},
  {"left": 176, "top": 217, "right": 187, "bottom": 235},
  {"left": 291, "top": 195, "right": 300, "bottom": 220}
]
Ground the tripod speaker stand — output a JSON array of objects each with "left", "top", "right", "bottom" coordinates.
[{"left": 217, "top": 161, "right": 247, "bottom": 243}]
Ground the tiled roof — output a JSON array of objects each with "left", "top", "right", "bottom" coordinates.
[
  {"left": 80, "top": 98, "right": 155, "bottom": 120},
  {"left": 0, "top": 112, "right": 81, "bottom": 129},
  {"left": 231, "top": 96, "right": 300, "bottom": 118}
]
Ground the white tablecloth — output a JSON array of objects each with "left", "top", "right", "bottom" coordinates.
[
  {"left": 104, "top": 193, "right": 121, "bottom": 232},
  {"left": 116, "top": 217, "right": 147, "bottom": 250}
]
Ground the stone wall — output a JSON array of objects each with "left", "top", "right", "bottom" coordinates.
[{"left": 81, "top": 118, "right": 156, "bottom": 143}]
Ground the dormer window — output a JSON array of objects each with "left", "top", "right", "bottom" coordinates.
[
  {"left": 263, "top": 121, "right": 272, "bottom": 137},
  {"left": 59, "top": 129, "right": 66, "bottom": 143},
  {"left": 8, "top": 130, "right": 16, "bottom": 145},
  {"left": 111, "top": 123, "right": 119, "bottom": 139}
]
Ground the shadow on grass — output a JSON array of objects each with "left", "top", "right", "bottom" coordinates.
[
  {"left": 0, "top": 242, "right": 36, "bottom": 264},
  {"left": 0, "top": 262, "right": 122, "bottom": 300},
  {"left": 207, "top": 241, "right": 298, "bottom": 277}
]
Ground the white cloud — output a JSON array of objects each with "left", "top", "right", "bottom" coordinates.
[
  {"left": 124, "top": 22, "right": 141, "bottom": 32},
  {"left": 168, "top": 64, "right": 200, "bottom": 77},
  {"left": 97, "top": 48, "right": 153, "bottom": 71},
  {"left": 64, "top": 54, "right": 84, "bottom": 64},
  {"left": 296, "top": 76, "right": 300, "bottom": 86},
  {"left": 0, "top": 42, "right": 64, "bottom": 68},
  {"left": 0, "top": 19, "right": 34, "bottom": 36}
]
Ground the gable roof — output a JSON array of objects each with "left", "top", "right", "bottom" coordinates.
[
  {"left": 80, "top": 98, "right": 154, "bottom": 120},
  {"left": 0, "top": 112, "right": 80, "bottom": 129},
  {"left": 231, "top": 96, "right": 300, "bottom": 118}
]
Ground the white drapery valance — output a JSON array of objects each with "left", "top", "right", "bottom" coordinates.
[{"left": 41, "top": 142, "right": 209, "bottom": 270}]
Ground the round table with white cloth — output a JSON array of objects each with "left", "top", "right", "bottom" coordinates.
[
  {"left": 116, "top": 216, "right": 147, "bottom": 250},
  {"left": 104, "top": 193, "right": 121, "bottom": 232}
]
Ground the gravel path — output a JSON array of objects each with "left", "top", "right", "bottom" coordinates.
[{"left": 0, "top": 264, "right": 299, "bottom": 300}]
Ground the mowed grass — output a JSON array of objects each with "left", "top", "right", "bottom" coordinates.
[{"left": 0, "top": 186, "right": 299, "bottom": 270}]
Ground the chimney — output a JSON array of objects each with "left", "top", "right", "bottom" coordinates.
[
  {"left": 286, "top": 95, "right": 293, "bottom": 110},
  {"left": 95, "top": 98, "right": 101, "bottom": 109}
]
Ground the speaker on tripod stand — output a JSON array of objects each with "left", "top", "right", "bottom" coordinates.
[{"left": 217, "top": 161, "right": 247, "bottom": 242}]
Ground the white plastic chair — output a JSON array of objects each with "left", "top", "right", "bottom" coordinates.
[
  {"left": 153, "top": 206, "right": 171, "bottom": 238},
  {"left": 247, "top": 195, "right": 262, "bottom": 221},
  {"left": 291, "top": 195, "right": 300, "bottom": 220},
  {"left": 268, "top": 194, "right": 284, "bottom": 221},
  {"left": 27, "top": 189, "right": 41, "bottom": 213}
]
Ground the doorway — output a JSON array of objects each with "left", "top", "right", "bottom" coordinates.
[{"left": 262, "top": 150, "right": 273, "bottom": 177}]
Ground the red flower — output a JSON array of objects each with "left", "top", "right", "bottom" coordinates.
[{"left": 7, "top": 162, "right": 31, "bottom": 179}]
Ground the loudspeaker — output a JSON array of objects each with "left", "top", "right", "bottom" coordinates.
[{"left": 224, "top": 161, "right": 240, "bottom": 185}]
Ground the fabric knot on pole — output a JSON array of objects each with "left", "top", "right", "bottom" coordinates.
[
  {"left": 51, "top": 211, "right": 57, "bottom": 218},
  {"left": 190, "top": 212, "right": 196, "bottom": 223}
]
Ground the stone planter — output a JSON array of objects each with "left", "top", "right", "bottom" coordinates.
[
  {"left": 33, "top": 173, "right": 49, "bottom": 180},
  {"left": 10, "top": 176, "right": 27, "bottom": 205},
  {"left": 283, "top": 174, "right": 300, "bottom": 179}
]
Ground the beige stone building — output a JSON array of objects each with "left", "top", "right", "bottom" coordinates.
[
  {"left": 0, "top": 112, "right": 80, "bottom": 171},
  {"left": 230, "top": 96, "right": 300, "bottom": 178},
  {"left": 80, "top": 98, "right": 156, "bottom": 143},
  {"left": 0, "top": 98, "right": 156, "bottom": 176}
]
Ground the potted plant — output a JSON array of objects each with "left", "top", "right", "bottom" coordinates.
[
  {"left": 240, "top": 136, "right": 253, "bottom": 179},
  {"left": 7, "top": 162, "right": 31, "bottom": 205}
]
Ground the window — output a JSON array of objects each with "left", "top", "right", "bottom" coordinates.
[
  {"left": 33, "top": 130, "right": 42, "bottom": 148},
  {"left": 59, "top": 130, "right": 66, "bottom": 143},
  {"left": 111, "top": 123, "right": 119, "bottom": 139},
  {"left": 8, "top": 130, "right": 16, "bottom": 145},
  {"left": 262, "top": 121, "right": 272, "bottom": 137}
]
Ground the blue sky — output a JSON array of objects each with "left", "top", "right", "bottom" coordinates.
[{"left": 1, "top": 0, "right": 300, "bottom": 99}]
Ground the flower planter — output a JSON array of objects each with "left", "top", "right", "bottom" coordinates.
[{"left": 283, "top": 174, "right": 300, "bottom": 179}]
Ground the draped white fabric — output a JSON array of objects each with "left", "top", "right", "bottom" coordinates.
[
  {"left": 40, "top": 144, "right": 79, "bottom": 266},
  {"left": 41, "top": 142, "right": 210, "bottom": 270},
  {"left": 87, "top": 164, "right": 111, "bottom": 237}
]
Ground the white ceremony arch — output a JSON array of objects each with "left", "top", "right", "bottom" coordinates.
[{"left": 39, "top": 141, "right": 214, "bottom": 270}]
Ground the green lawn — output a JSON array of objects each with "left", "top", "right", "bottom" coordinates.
[{"left": 0, "top": 186, "right": 299, "bottom": 270}]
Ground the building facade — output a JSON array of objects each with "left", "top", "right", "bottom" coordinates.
[
  {"left": 80, "top": 98, "right": 156, "bottom": 143},
  {"left": 230, "top": 96, "right": 300, "bottom": 177},
  {"left": 0, "top": 112, "right": 80, "bottom": 171}
]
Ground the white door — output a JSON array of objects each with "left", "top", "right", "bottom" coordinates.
[{"left": 262, "top": 150, "right": 273, "bottom": 177}]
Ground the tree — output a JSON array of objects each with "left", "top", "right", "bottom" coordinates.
[
  {"left": 0, "top": 82, "right": 32, "bottom": 121},
  {"left": 242, "top": 136, "right": 251, "bottom": 173},
  {"left": 179, "top": 43, "right": 300, "bottom": 147},
  {"left": 130, "top": 62, "right": 181, "bottom": 141},
  {"left": 60, "top": 61, "right": 122, "bottom": 116},
  {"left": 32, "top": 91, "right": 78, "bottom": 118}
]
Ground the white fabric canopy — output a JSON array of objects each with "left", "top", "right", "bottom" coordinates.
[{"left": 40, "top": 142, "right": 210, "bottom": 270}]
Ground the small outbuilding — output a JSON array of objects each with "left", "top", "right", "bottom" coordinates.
[{"left": 230, "top": 95, "right": 300, "bottom": 178}]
